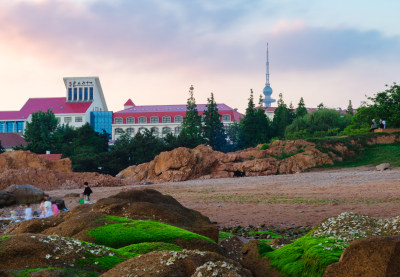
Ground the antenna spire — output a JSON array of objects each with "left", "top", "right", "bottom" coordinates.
[{"left": 266, "top": 42, "right": 270, "bottom": 85}]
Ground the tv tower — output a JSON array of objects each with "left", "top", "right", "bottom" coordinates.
[{"left": 263, "top": 43, "right": 276, "bottom": 107}]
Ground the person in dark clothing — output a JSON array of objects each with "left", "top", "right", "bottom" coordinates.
[{"left": 83, "top": 182, "right": 93, "bottom": 203}]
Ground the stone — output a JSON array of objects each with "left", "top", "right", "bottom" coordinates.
[
  {"left": 0, "top": 190, "right": 16, "bottom": 208},
  {"left": 5, "top": 184, "right": 44, "bottom": 204},
  {"left": 376, "top": 163, "right": 390, "bottom": 171},
  {"left": 324, "top": 236, "right": 400, "bottom": 277},
  {"left": 219, "top": 235, "right": 249, "bottom": 262},
  {"left": 102, "top": 250, "right": 252, "bottom": 277}
]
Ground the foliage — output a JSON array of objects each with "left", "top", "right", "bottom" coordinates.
[
  {"left": 225, "top": 122, "right": 241, "bottom": 150},
  {"left": 87, "top": 219, "right": 214, "bottom": 249},
  {"left": 295, "top": 97, "right": 308, "bottom": 118},
  {"left": 285, "top": 109, "right": 352, "bottom": 139},
  {"left": 0, "top": 140, "right": 4, "bottom": 154},
  {"left": 249, "top": 231, "right": 281, "bottom": 239},
  {"left": 24, "top": 110, "right": 59, "bottom": 153},
  {"left": 240, "top": 90, "right": 271, "bottom": 147},
  {"left": 260, "top": 143, "right": 269, "bottom": 150},
  {"left": 15, "top": 267, "right": 98, "bottom": 277},
  {"left": 263, "top": 235, "right": 348, "bottom": 277},
  {"left": 218, "top": 232, "right": 234, "bottom": 242},
  {"left": 202, "top": 93, "right": 227, "bottom": 151},
  {"left": 271, "top": 93, "right": 293, "bottom": 138},
  {"left": 118, "top": 242, "right": 182, "bottom": 255},
  {"left": 180, "top": 85, "right": 203, "bottom": 147}
]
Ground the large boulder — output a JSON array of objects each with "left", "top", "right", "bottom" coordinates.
[
  {"left": 5, "top": 184, "right": 44, "bottom": 204},
  {"left": 0, "top": 190, "right": 16, "bottom": 208},
  {"left": 324, "top": 236, "right": 400, "bottom": 277},
  {"left": 102, "top": 250, "right": 252, "bottom": 277},
  {"left": 7, "top": 189, "right": 219, "bottom": 243},
  {"left": 219, "top": 235, "right": 249, "bottom": 262},
  {"left": 0, "top": 233, "right": 130, "bottom": 275}
]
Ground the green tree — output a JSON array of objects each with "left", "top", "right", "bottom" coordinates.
[
  {"left": 24, "top": 110, "right": 59, "bottom": 153},
  {"left": 225, "top": 122, "right": 241, "bottom": 149},
  {"left": 180, "top": 85, "right": 203, "bottom": 148},
  {"left": 239, "top": 90, "right": 270, "bottom": 148},
  {"left": 346, "top": 100, "right": 354, "bottom": 116},
  {"left": 202, "top": 93, "right": 226, "bottom": 151},
  {"left": 296, "top": 97, "right": 308, "bottom": 118},
  {"left": 271, "top": 93, "right": 293, "bottom": 138},
  {"left": 317, "top": 102, "right": 325, "bottom": 110}
]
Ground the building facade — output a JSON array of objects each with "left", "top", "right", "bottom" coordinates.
[
  {"left": 0, "top": 76, "right": 109, "bottom": 134},
  {"left": 111, "top": 99, "right": 243, "bottom": 140}
]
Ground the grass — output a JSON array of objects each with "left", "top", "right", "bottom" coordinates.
[
  {"left": 249, "top": 231, "right": 281, "bottom": 239},
  {"left": 15, "top": 267, "right": 98, "bottom": 277},
  {"left": 87, "top": 219, "right": 215, "bottom": 248},
  {"left": 262, "top": 235, "right": 348, "bottom": 277},
  {"left": 321, "top": 143, "right": 400, "bottom": 168},
  {"left": 218, "top": 231, "right": 234, "bottom": 242}
]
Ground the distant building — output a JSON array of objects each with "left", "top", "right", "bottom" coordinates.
[
  {"left": 0, "top": 133, "right": 26, "bottom": 151},
  {"left": 111, "top": 100, "right": 243, "bottom": 140},
  {"left": 0, "top": 76, "right": 110, "bottom": 135}
]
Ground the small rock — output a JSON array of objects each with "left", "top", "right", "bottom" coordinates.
[{"left": 376, "top": 163, "right": 390, "bottom": 171}]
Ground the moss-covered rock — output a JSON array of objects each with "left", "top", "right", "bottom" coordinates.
[{"left": 118, "top": 242, "right": 182, "bottom": 255}]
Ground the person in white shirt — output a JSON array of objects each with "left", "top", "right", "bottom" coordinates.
[
  {"left": 43, "top": 195, "right": 53, "bottom": 218},
  {"left": 24, "top": 203, "right": 33, "bottom": 220}
]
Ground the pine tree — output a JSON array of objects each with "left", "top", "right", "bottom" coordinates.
[
  {"left": 317, "top": 102, "right": 325, "bottom": 110},
  {"left": 239, "top": 90, "right": 270, "bottom": 148},
  {"left": 179, "top": 85, "right": 203, "bottom": 148},
  {"left": 296, "top": 97, "right": 308, "bottom": 118},
  {"left": 346, "top": 100, "right": 354, "bottom": 116},
  {"left": 271, "top": 93, "right": 293, "bottom": 138},
  {"left": 202, "top": 93, "right": 226, "bottom": 151}
]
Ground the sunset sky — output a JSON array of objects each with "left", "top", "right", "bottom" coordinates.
[{"left": 1, "top": 0, "right": 399, "bottom": 113}]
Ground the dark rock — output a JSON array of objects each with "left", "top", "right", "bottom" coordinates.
[
  {"left": 219, "top": 235, "right": 249, "bottom": 262},
  {"left": 0, "top": 191, "right": 16, "bottom": 208},
  {"left": 5, "top": 184, "right": 44, "bottom": 204}
]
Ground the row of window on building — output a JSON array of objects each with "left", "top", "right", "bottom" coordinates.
[
  {"left": 55, "top": 116, "right": 83, "bottom": 123},
  {"left": 0, "top": 121, "right": 24, "bottom": 133},
  {"left": 114, "top": 114, "right": 232, "bottom": 124},
  {"left": 67, "top": 87, "right": 94, "bottom": 102},
  {"left": 115, "top": 126, "right": 182, "bottom": 136}
]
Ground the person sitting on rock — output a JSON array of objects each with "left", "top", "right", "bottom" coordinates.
[
  {"left": 43, "top": 195, "right": 53, "bottom": 218},
  {"left": 24, "top": 203, "right": 33, "bottom": 220},
  {"left": 39, "top": 199, "right": 45, "bottom": 217}
]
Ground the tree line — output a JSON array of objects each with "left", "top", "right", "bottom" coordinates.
[{"left": 17, "top": 82, "right": 399, "bottom": 174}]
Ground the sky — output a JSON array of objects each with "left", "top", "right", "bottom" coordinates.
[{"left": 1, "top": 0, "right": 399, "bottom": 114}]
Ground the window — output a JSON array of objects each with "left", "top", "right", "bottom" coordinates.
[
  {"left": 126, "top": 128, "right": 134, "bottom": 136},
  {"left": 150, "top": 116, "right": 159, "bottom": 123},
  {"left": 84, "top": 87, "right": 88, "bottom": 100},
  {"left": 73, "top": 88, "right": 77, "bottom": 101},
  {"left": 174, "top": 127, "right": 182, "bottom": 135},
  {"left": 138, "top": 117, "right": 147, "bottom": 124},
  {"left": 138, "top": 127, "right": 147, "bottom": 134},
  {"left": 114, "top": 117, "right": 123, "bottom": 124},
  {"left": 162, "top": 116, "right": 171, "bottom": 123},
  {"left": 64, "top": 117, "right": 72, "bottom": 123},
  {"left": 89, "top": 87, "right": 94, "bottom": 100},
  {"left": 75, "top": 117, "right": 83, "bottom": 123},
  {"left": 68, "top": 88, "right": 72, "bottom": 101},
  {"left": 127, "top": 117, "right": 135, "bottom": 124},
  {"left": 174, "top": 116, "right": 183, "bottom": 123},
  {"left": 151, "top": 127, "right": 159, "bottom": 135},
  {"left": 115, "top": 128, "right": 123, "bottom": 135},
  {"left": 79, "top": 88, "right": 83, "bottom": 101},
  {"left": 222, "top": 115, "right": 231, "bottom": 122},
  {"left": 162, "top": 127, "right": 171, "bottom": 134}
]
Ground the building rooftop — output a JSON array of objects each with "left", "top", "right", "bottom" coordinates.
[
  {"left": 0, "top": 133, "right": 27, "bottom": 148},
  {"left": 0, "top": 98, "right": 92, "bottom": 120}
]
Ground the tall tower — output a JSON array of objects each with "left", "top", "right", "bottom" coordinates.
[{"left": 263, "top": 43, "right": 276, "bottom": 107}]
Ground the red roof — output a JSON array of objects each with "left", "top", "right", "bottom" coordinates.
[
  {"left": 0, "top": 98, "right": 92, "bottom": 121},
  {"left": 38, "top": 154, "right": 62, "bottom": 161},
  {"left": 114, "top": 103, "right": 244, "bottom": 123},
  {"left": 0, "top": 133, "right": 27, "bottom": 148},
  {"left": 124, "top": 99, "right": 135, "bottom": 106}
]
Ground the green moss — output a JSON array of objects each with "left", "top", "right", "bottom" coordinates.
[
  {"left": 258, "top": 242, "right": 274, "bottom": 255},
  {"left": 87, "top": 220, "right": 214, "bottom": 248},
  {"left": 249, "top": 231, "right": 281, "bottom": 239},
  {"left": 218, "top": 231, "right": 234, "bottom": 242},
  {"left": 264, "top": 236, "right": 348, "bottom": 277},
  {"left": 104, "top": 216, "right": 133, "bottom": 223},
  {"left": 77, "top": 255, "right": 128, "bottom": 271},
  {"left": 118, "top": 242, "right": 182, "bottom": 255},
  {"left": 15, "top": 267, "right": 98, "bottom": 277}
]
